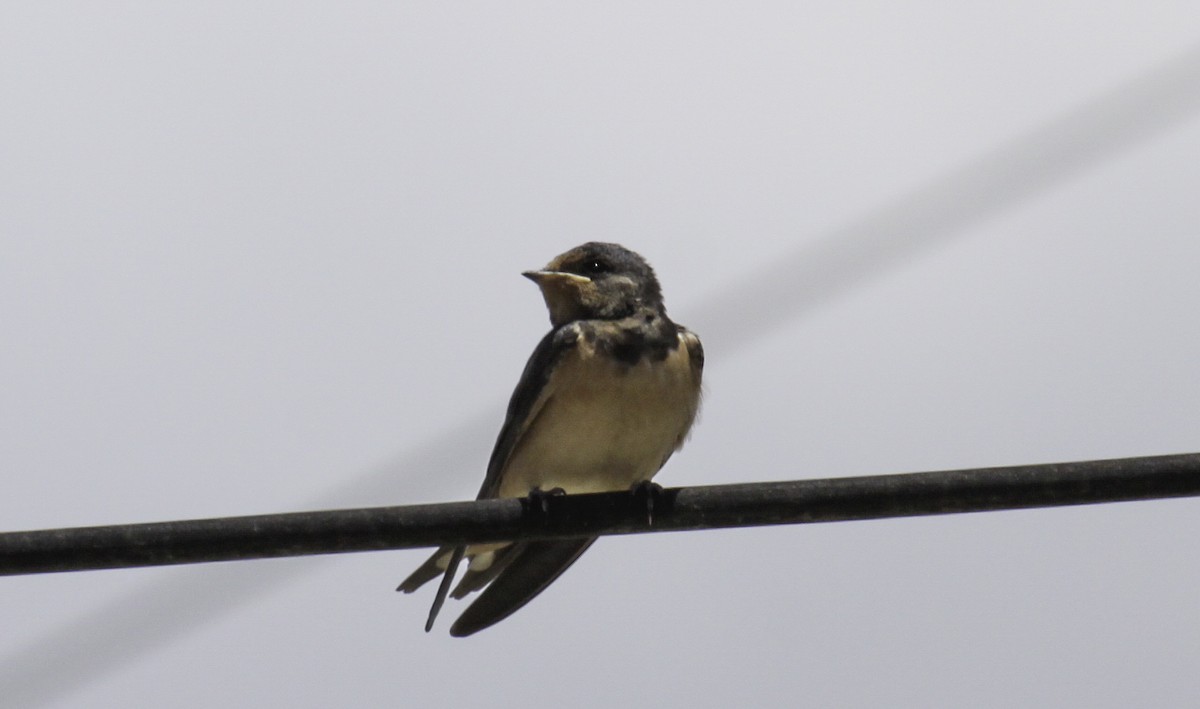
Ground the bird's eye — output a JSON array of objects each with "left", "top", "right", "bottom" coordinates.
[{"left": 580, "top": 259, "right": 609, "bottom": 275}]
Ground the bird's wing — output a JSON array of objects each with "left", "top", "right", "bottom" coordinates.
[
  {"left": 398, "top": 324, "right": 580, "bottom": 628},
  {"left": 449, "top": 538, "right": 597, "bottom": 637},
  {"left": 681, "top": 326, "right": 704, "bottom": 384},
  {"left": 476, "top": 323, "right": 581, "bottom": 499},
  {"left": 672, "top": 326, "right": 704, "bottom": 453}
]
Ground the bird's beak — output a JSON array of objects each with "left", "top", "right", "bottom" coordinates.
[
  {"left": 522, "top": 270, "right": 592, "bottom": 327},
  {"left": 522, "top": 270, "right": 591, "bottom": 287}
]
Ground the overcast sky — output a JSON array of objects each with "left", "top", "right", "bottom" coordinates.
[{"left": 3, "top": 3, "right": 1199, "bottom": 707}]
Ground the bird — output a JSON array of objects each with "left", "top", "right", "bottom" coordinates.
[{"left": 397, "top": 242, "right": 704, "bottom": 636}]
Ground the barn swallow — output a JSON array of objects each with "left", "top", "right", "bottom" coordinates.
[{"left": 397, "top": 242, "right": 704, "bottom": 636}]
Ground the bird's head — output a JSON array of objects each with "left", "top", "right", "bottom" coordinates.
[{"left": 524, "top": 242, "right": 664, "bottom": 327}]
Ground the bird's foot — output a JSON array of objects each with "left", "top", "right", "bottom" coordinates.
[
  {"left": 629, "top": 480, "right": 664, "bottom": 525},
  {"left": 524, "top": 486, "right": 567, "bottom": 520}
]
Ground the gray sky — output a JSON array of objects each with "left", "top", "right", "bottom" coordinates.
[{"left": 3, "top": 3, "right": 1199, "bottom": 707}]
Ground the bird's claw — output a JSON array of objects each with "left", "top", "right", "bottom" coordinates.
[
  {"left": 629, "top": 480, "right": 663, "bottom": 525},
  {"left": 524, "top": 486, "right": 567, "bottom": 519}
]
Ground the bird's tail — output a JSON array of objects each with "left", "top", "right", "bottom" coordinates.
[
  {"left": 395, "top": 547, "right": 452, "bottom": 593},
  {"left": 397, "top": 545, "right": 465, "bottom": 632}
]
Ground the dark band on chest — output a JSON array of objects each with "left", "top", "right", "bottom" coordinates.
[{"left": 581, "top": 314, "right": 680, "bottom": 366}]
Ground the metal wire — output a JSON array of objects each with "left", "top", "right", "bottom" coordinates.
[{"left": 3, "top": 452, "right": 1197, "bottom": 576}]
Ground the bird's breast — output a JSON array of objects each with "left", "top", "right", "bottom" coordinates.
[{"left": 497, "top": 332, "right": 701, "bottom": 498}]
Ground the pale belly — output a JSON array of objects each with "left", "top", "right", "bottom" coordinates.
[{"left": 496, "top": 338, "right": 700, "bottom": 499}]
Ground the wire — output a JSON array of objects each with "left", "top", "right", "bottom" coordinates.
[{"left": 4, "top": 453, "right": 1197, "bottom": 576}]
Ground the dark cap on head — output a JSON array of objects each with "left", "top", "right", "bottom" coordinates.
[{"left": 523, "top": 242, "right": 665, "bottom": 327}]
